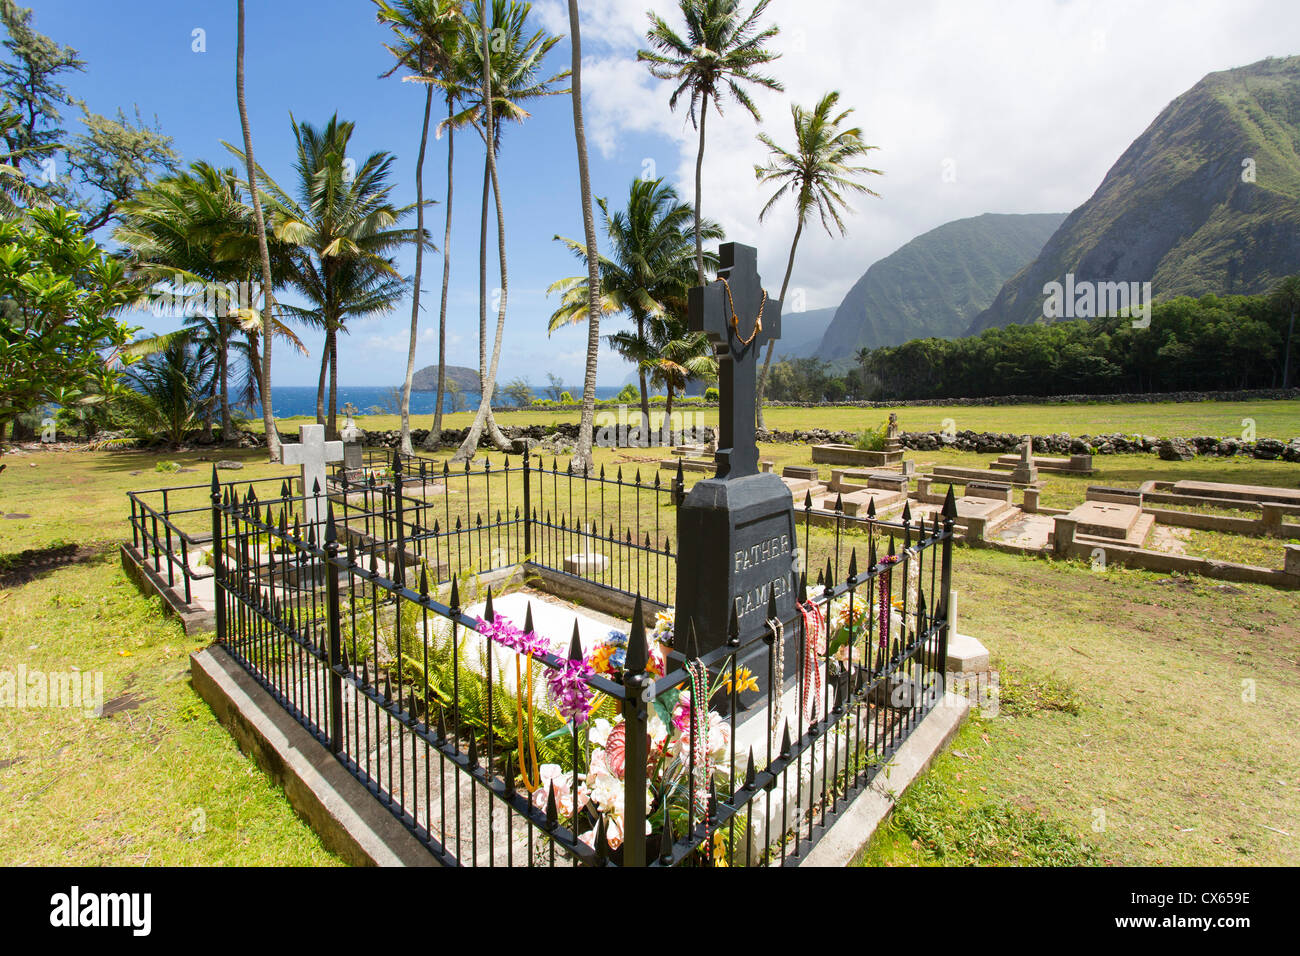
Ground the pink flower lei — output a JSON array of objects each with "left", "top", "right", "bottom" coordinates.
[
  {"left": 546, "top": 655, "right": 595, "bottom": 726},
  {"left": 476, "top": 614, "right": 548, "bottom": 657}
]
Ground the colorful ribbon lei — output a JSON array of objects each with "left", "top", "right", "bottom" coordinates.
[
  {"left": 797, "top": 600, "right": 825, "bottom": 723},
  {"left": 685, "top": 658, "right": 711, "bottom": 844},
  {"left": 766, "top": 615, "right": 785, "bottom": 736},
  {"left": 878, "top": 555, "right": 902, "bottom": 655}
]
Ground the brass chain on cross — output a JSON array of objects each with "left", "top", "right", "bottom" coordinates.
[{"left": 720, "top": 276, "right": 768, "bottom": 348}]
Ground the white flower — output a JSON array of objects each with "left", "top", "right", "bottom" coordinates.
[
  {"left": 669, "top": 712, "right": 730, "bottom": 766},
  {"left": 531, "top": 764, "right": 587, "bottom": 817},
  {"left": 587, "top": 769, "right": 624, "bottom": 817},
  {"left": 588, "top": 717, "right": 613, "bottom": 750},
  {"left": 647, "top": 713, "right": 668, "bottom": 747}
]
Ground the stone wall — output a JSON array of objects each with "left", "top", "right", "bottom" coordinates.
[
  {"left": 750, "top": 427, "right": 1300, "bottom": 461},
  {"left": 319, "top": 423, "right": 1299, "bottom": 461}
]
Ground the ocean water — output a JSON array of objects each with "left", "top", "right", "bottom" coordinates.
[{"left": 243, "top": 384, "right": 625, "bottom": 417}]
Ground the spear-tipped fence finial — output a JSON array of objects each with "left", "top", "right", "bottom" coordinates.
[
  {"left": 942, "top": 485, "right": 958, "bottom": 522},
  {"left": 626, "top": 596, "right": 648, "bottom": 676}
]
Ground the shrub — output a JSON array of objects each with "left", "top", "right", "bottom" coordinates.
[
  {"left": 559, "top": 391, "right": 574, "bottom": 403},
  {"left": 704, "top": 386, "right": 719, "bottom": 401},
  {"left": 853, "top": 421, "right": 889, "bottom": 451}
]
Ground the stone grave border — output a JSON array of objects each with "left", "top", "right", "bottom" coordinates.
[{"left": 128, "top": 451, "right": 963, "bottom": 867}]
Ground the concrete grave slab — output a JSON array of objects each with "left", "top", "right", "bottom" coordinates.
[
  {"left": 1066, "top": 501, "right": 1141, "bottom": 540},
  {"left": 1171, "top": 480, "right": 1300, "bottom": 507}
]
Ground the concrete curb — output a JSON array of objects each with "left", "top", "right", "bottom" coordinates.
[
  {"left": 120, "top": 543, "right": 213, "bottom": 635},
  {"left": 799, "top": 692, "right": 971, "bottom": 867},
  {"left": 190, "top": 644, "right": 438, "bottom": 867}
]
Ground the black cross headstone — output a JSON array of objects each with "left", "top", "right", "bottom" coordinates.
[
  {"left": 675, "top": 243, "right": 796, "bottom": 714},
  {"left": 689, "top": 242, "right": 782, "bottom": 480}
]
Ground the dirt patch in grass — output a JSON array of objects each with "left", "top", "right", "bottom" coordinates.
[{"left": 0, "top": 542, "right": 111, "bottom": 589}]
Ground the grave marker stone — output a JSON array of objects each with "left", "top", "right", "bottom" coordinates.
[
  {"left": 676, "top": 243, "right": 798, "bottom": 710},
  {"left": 884, "top": 412, "right": 902, "bottom": 454},
  {"left": 1010, "top": 435, "right": 1039, "bottom": 484},
  {"left": 282, "top": 424, "right": 343, "bottom": 529}
]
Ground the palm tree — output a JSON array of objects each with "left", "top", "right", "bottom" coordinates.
[
  {"left": 548, "top": 178, "right": 721, "bottom": 435},
  {"left": 752, "top": 90, "right": 882, "bottom": 427},
  {"left": 230, "top": 115, "right": 424, "bottom": 439},
  {"left": 114, "top": 339, "right": 213, "bottom": 447},
  {"left": 564, "top": 0, "right": 602, "bottom": 472},
  {"left": 638, "top": 314, "right": 716, "bottom": 442},
  {"left": 638, "top": 0, "right": 781, "bottom": 285},
  {"left": 374, "top": 0, "right": 464, "bottom": 455},
  {"left": 454, "top": 0, "right": 568, "bottom": 460},
  {"left": 236, "top": 0, "right": 282, "bottom": 461},
  {"left": 115, "top": 162, "right": 306, "bottom": 439}
]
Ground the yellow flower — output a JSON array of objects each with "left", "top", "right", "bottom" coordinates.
[
  {"left": 721, "top": 666, "right": 759, "bottom": 695},
  {"left": 592, "top": 644, "right": 617, "bottom": 675},
  {"left": 712, "top": 829, "right": 730, "bottom": 867}
]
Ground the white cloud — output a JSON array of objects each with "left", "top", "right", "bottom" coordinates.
[{"left": 564, "top": 0, "right": 1300, "bottom": 311}]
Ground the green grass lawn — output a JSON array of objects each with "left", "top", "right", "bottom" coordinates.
[
  {"left": 319, "top": 397, "right": 1300, "bottom": 441},
  {"left": 1, "top": 448, "right": 338, "bottom": 865},
  {"left": 2, "top": 407, "right": 1298, "bottom": 866},
  {"left": 858, "top": 549, "right": 1300, "bottom": 866}
]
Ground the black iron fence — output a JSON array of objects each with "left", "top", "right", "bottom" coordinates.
[
  {"left": 127, "top": 474, "right": 289, "bottom": 604},
  {"left": 327, "top": 452, "right": 680, "bottom": 607},
  {"left": 201, "top": 458, "right": 958, "bottom": 866}
]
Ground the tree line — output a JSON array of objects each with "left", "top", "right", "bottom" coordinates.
[{"left": 763, "top": 279, "right": 1300, "bottom": 403}]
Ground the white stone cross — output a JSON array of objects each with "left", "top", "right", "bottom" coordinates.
[{"left": 282, "top": 424, "right": 343, "bottom": 530}]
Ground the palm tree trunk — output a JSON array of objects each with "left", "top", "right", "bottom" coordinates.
[
  {"left": 454, "top": 8, "right": 499, "bottom": 460},
  {"left": 756, "top": 216, "right": 803, "bottom": 430},
  {"left": 236, "top": 0, "right": 281, "bottom": 462},
  {"left": 219, "top": 320, "right": 233, "bottom": 441},
  {"left": 316, "top": 338, "right": 328, "bottom": 425},
  {"left": 568, "top": 0, "right": 601, "bottom": 473},
  {"left": 401, "top": 84, "right": 434, "bottom": 457},
  {"left": 664, "top": 385, "right": 674, "bottom": 445},
  {"left": 456, "top": 6, "right": 510, "bottom": 460},
  {"left": 425, "top": 102, "right": 455, "bottom": 449},
  {"left": 637, "top": 380, "right": 650, "bottom": 447},
  {"left": 247, "top": 317, "right": 263, "bottom": 408},
  {"left": 484, "top": 165, "right": 512, "bottom": 451},
  {"left": 478, "top": 151, "right": 490, "bottom": 399},
  {"left": 636, "top": 316, "right": 651, "bottom": 441},
  {"left": 693, "top": 90, "right": 708, "bottom": 286},
  {"left": 327, "top": 326, "right": 339, "bottom": 440}
]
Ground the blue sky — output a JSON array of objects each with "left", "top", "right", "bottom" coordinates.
[
  {"left": 36, "top": 0, "right": 661, "bottom": 388},
  {"left": 29, "top": 0, "right": 1300, "bottom": 388}
]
